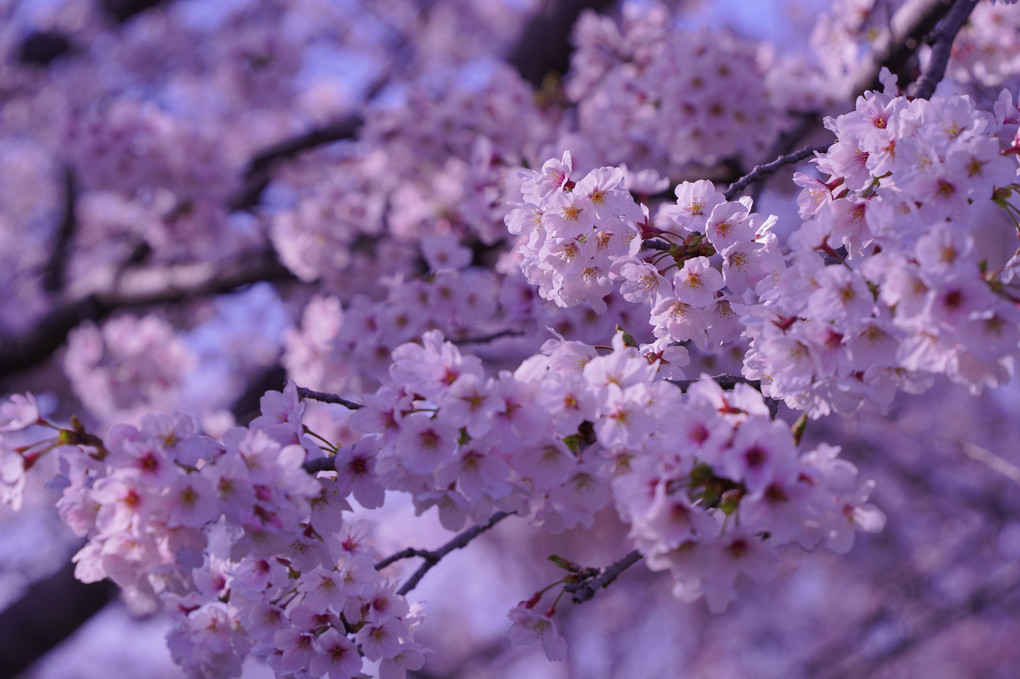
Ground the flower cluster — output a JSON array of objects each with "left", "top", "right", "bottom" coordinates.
[
  {"left": 5, "top": 384, "right": 426, "bottom": 679},
  {"left": 513, "top": 81, "right": 1020, "bottom": 418},
  {"left": 63, "top": 314, "right": 197, "bottom": 425},
  {"left": 744, "top": 81, "right": 1020, "bottom": 415},
  {"left": 505, "top": 152, "right": 644, "bottom": 314},
  {"left": 567, "top": 2, "right": 783, "bottom": 174}
]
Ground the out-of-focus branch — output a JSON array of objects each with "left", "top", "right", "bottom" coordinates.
[
  {"left": 822, "top": 562, "right": 1020, "bottom": 679},
  {"left": 42, "top": 168, "right": 78, "bottom": 293},
  {"left": 0, "top": 251, "right": 293, "bottom": 380},
  {"left": 233, "top": 73, "right": 390, "bottom": 211},
  {"left": 374, "top": 511, "right": 515, "bottom": 596},
  {"left": 233, "top": 114, "right": 364, "bottom": 210},
  {"left": 849, "top": 0, "right": 957, "bottom": 97},
  {"left": 907, "top": 0, "right": 979, "bottom": 99},
  {"left": 18, "top": 30, "right": 74, "bottom": 66},
  {"left": 0, "top": 558, "right": 118, "bottom": 679},
  {"left": 100, "top": 0, "right": 172, "bottom": 24},
  {"left": 506, "top": 0, "right": 616, "bottom": 89},
  {"left": 563, "top": 549, "right": 642, "bottom": 604}
]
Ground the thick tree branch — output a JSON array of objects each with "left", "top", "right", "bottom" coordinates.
[
  {"left": 563, "top": 549, "right": 642, "bottom": 604},
  {"left": 907, "top": 0, "right": 979, "bottom": 100},
  {"left": 0, "top": 558, "right": 118, "bottom": 679},
  {"left": 0, "top": 251, "right": 293, "bottom": 380},
  {"left": 506, "top": 0, "right": 616, "bottom": 89},
  {"left": 372, "top": 511, "right": 515, "bottom": 596}
]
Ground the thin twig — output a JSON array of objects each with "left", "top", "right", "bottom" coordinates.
[
  {"left": 295, "top": 387, "right": 363, "bottom": 410},
  {"left": 907, "top": 0, "right": 979, "bottom": 100},
  {"left": 563, "top": 549, "right": 642, "bottom": 604},
  {"left": 375, "top": 511, "right": 515, "bottom": 596},
  {"left": 724, "top": 144, "right": 829, "bottom": 201},
  {"left": 451, "top": 329, "right": 525, "bottom": 345}
]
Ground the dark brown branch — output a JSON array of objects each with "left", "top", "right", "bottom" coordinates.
[
  {"left": 724, "top": 144, "right": 830, "bottom": 201},
  {"left": 563, "top": 549, "right": 642, "bottom": 604},
  {"left": 907, "top": 0, "right": 979, "bottom": 100},
  {"left": 506, "top": 0, "right": 616, "bottom": 89},
  {"left": 0, "top": 251, "right": 293, "bottom": 380},
  {"left": 295, "top": 387, "right": 363, "bottom": 410},
  {"left": 373, "top": 511, "right": 515, "bottom": 596}
]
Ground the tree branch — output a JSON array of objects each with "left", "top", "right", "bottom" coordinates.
[
  {"left": 0, "top": 251, "right": 293, "bottom": 380},
  {"left": 232, "top": 114, "right": 364, "bottom": 210},
  {"left": 295, "top": 387, "right": 363, "bottom": 410},
  {"left": 451, "top": 329, "right": 525, "bottom": 345},
  {"left": 42, "top": 167, "right": 77, "bottom": 293},
  {"left": 907, "top": 0, "right": 979, "bottom": 100},
  {"left": 563, "top": 549, "right": 642, "bottom": 604},
  {"left": 724, "top": 144, "right": 830, "bottom": 201},
  {"left": 505, "top": 0, "right": 617, "bottom": 89},
  {"left": 373, "top": 511, "right": 515, "bottom": 596},
  {"left": 0, "top": 557, "right": 118, "bottom": 679},
  {"left": 849, "top": 0, "right": 957, "bottom": 97},
  {"left": 100, "top": 0, "right": 173, "bottom": 24}
]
